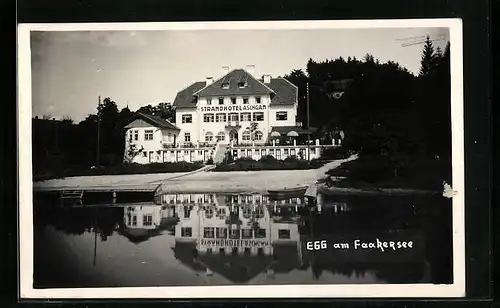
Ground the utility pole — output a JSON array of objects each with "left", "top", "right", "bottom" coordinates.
[
  {"left": 306, "top": 82, "right": 310, "bottom": 161},
  {"left": 96, "top": 96, "right": 101, "bottom": 167}
]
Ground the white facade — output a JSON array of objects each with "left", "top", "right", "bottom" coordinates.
[
  {"left": 123, "top": 204, "right": 163, "bottom": 230},
  {"left": 175, "top": 93, "right": 297, "bottom": 146}
]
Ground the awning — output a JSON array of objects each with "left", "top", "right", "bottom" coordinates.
[
  {"left": 287, "top": 131, "right": 299, "bottom": 137},
  {"left": 270, "top": 131, "right": 281, "bottom": 137}
]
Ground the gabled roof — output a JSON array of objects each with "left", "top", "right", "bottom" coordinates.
[
  {"left": 172, "top": 81, "right": 207, "bottom": 108},
  {"left": 263, "top": 77, "right": 298, "bottom": 106},
  {"left": 172, "top": 69, "right": 298, "bottom": 109},
  {"left": 194, "top": 69, "right": 274, "bottom": 97},
  {"left": 197, "top": 253, "right": 273, "bottom": 283},
  {"left": 125, "top": 112, "right": 180, "bottom": 130}
]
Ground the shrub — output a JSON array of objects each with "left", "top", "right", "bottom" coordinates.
[
  {"left": 259, "top": 155, "right": 277, "bottom": 163},
  {"left": 320, "top": 147, "right": 353, "bottom": 160},
  {"left": 284, "top": 155, "right": 299, "bottom": 162},
  {"left": 206, "top": 157, "right": 214, "bottom": 165}
]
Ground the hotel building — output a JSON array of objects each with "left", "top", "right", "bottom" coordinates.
[{"left": 123, "top": 66, "right": 341, "bottom": 164}]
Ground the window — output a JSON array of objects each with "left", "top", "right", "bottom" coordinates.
[
  {"left": 278, "top": 229, "right": 291, "bottom": 239},
  {"left": 231, "top": 97, "right": 236, "bottom": 104},
  {"left": 269, "top": 149, "right": 274, "bottom": 157},
  {"left": 310, "top": 148, "right": 316, "bottom": 154},
  {"left": 143, "top": 215, "right": 153, "bottom": 226},
  {"left": 128, "top": 131, "right": 133, "bottom": 142},
  {"left": 143, "top": 152, "right": 147, "bottom": 157},
  {"left": 261, "top": 149, "right": 266, "bottom": 156},
  {"left": 217, "top": 208, "right": 226, "bottom": 218},
  {"left": 183, "top": 206, "right": 191, "bottom": 218},
  {"left": 134, "top": 130, "right": 139, "bottom": 141},
  {"left": 254, "top": 131, "right": 263, "bottom": 141},
  {"left": 230, "top": 229, "right": 240, "bottom": 239},
  {"left": 205, "top": 132, "right": 213, "bottom": 142},
  {"left": 205, "top": 208, "right": 214, "bottom": 219},
  {"left": 290, "top": 149, "right": 296, "bottom": 156},
  {"left": 284, "top": 148, "right": 289, "bottom": 155},
  {"left": 216, "top": 227, "right": 228, "bottom": 239},
  {"left": 243, "top": 97, "right": 249, "bottom": 104},
  {"left": 216, "top": 132, "right": 225, "bottom": 142},
  {"left": 244, "top": 248, "right": 251, "bottom": 255},
  {"left": 229, "top": 113, "right": 239, "bottom": 122},
  {"left": 232, "top": 247, "right": 238, "bottom": 256},
  {"left": 222, "top": 82, "right": 230, "bottom": 89},
  {"left": 184, "top": 132, "right": 191, "bottom": 142},
  {"left": 238, "top": 81, "right": 247, "bottom": 88},
  {"left": 203, "top": 227, "right": 215, "bottom": 238},
  {"left": 132, "top": 215, "right": 137, "bottom": 226},
  {"left": 242, "top": 131, "right": 251, "bottom": 141},
  {"left": 242, "top": 229, "right": 253, "bottom": 239},
  {"left": 276, "top": 111, "right": 288, "bottom": 121},
  {"left": 182, "top": 114, "right": 193, "bottom": 124},
  {"left": 219, "top": 248, "right": 225, "bottom": 254},
  {"left": 216, "top": 113, "right": 227, "bottom": 122},
  {"left": 256, "top": 97, "right": 261, "bottom": 104},
  {"left": 255, "top": 228, "right": 266, "bottom": 238},
  {"left": 207, "top": 98, "right": 212, "bottom": 105},
  {"left": 203, "top": 113, "right": 214, "bottom": 123},
  {"left": 181, "top": 227, "right": 192, "bottom": 237},
  {"left": 144, "top": 130, "right": 154, "bottom": 141},
  {"left": 253, "top": 112, "right": 264, "bottom": 121},
  {"left": 218, "top": 97, "right": 224, "bottom": 105},
  {"left": 240, "top": 112, "right": 251, "bottom": 122},
  {"left": 207, "top": 248, "right": 213, "bottom": 254},
  {"left": 257, "top": 248, "right": 264, "bottom": 256}
]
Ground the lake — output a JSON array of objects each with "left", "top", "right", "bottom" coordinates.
[{"left": 33, "top": 191, "right": 453, "bottom": 288}]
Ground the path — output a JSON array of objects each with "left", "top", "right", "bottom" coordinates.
[{"left": 154, "top": 155, "right": 358, "bottom": 194}]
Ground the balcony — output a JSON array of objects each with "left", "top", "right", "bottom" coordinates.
[{"left": 225, "top": 120, "right": 241, "bottom": 129}]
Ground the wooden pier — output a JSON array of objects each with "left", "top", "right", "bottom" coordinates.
[{"left": 34, "top": 184, "right": 161, "bottom": 206}]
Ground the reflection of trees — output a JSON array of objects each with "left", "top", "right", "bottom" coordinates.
[
  {"left": 300, "top": 195, "right": 452, "bottom": 284},
  {"left": 305, "top": 260, "right": 426, "bottom": 283},
  {"left": 35, "top": 206, "right": 124, "bottom": 241}
]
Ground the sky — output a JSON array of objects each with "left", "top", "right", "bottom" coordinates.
[{"left": 30, "top": 26, "right": 449, "bottom": 122}]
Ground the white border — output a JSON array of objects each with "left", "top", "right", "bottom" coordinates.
[{"left": 18, "top": 19, "right": 465, "bottom": 299}]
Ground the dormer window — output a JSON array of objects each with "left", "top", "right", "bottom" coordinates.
[
  {"left": 222, "top": 82, "right": 230, "bottom": 89},
  {"left": 238, "top": 81, "right": 247, "bottom": 88}
]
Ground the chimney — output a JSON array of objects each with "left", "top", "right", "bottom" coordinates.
[
  {"left": 206, "top": 76, "right": 214, "bottom": 85},
  {"left": 263, "top": 74, "right": 271, "bottom": 84},
  {"left": 222, "top": 65, "right": 230, "bottom": 76},
  {"left": 245, "top": 64, "right": 255, "bottom": 76}
]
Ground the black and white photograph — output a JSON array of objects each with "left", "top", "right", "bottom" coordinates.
[{"left": 18, "top": 19, "right": 465, "bottom": 298}]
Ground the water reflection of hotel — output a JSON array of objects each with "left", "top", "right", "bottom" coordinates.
[{"left": 158, "top": 193, "right": 305, "bottom": 282}]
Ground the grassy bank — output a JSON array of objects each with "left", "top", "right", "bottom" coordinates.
[
  {"left": 34, "top": 161, "right": 205, "bottom": 181},
  {"left": 326, "top": 154, "right": 450, "bottom": 191},
  {"left": 212, "top": 155, "right": 326, "bottom": 172}
]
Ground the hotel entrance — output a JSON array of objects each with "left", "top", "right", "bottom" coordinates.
[{"left": 229, "top": 129, "right": 239, "bottom": 145}]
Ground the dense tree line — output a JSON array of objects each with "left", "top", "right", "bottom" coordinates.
[{"left": 285, "top": 36, "right": 451, "bottom": 186}]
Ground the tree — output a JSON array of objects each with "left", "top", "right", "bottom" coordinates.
[
  {"left": 418, "top": 35, "right": 436, "bottom": 77},
  {"left": 247, "top": 122, "right": 259, "bottom": 141}
]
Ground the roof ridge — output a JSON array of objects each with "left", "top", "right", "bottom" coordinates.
[
  {"left": 192, "top": 68, "right": 240, "bottom": 96},
  {"left": 247, "top": 69, "right": 276, "bottom": 94}
]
